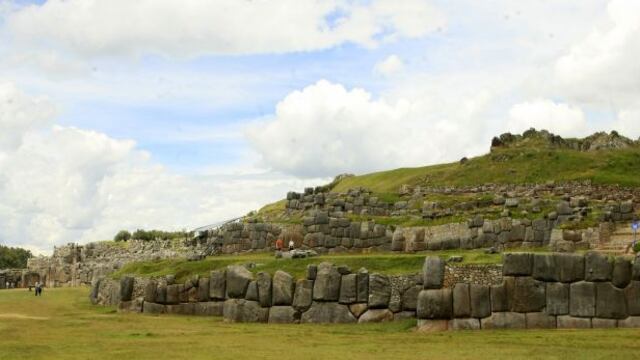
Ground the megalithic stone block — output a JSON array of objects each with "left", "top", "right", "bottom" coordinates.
[
  {"left": 570, "top": 281, "right": 595, "bottom": 318},
  {"left": 423, "top": 257, "right": 445, "bottom": 289},
  {"left": 417, "top": 289, "right": 453, "bottom": 320},
  {"left": 503, "top": 253, "right": 533, "bottom": 276},
  {"left": 209, "top": 270, "right": 226, "bottom": 300}
]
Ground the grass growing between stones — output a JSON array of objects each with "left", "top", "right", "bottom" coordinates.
[
  {"left": 110, "top": 250, "right": 506, "bottom": 281},
  {"left": 1, "top": 287, "right": 640, "bottom": 360}
]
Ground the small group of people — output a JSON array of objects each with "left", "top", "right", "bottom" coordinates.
[{"left": 275, "top": 237, "right": 295, "bottom": 252}]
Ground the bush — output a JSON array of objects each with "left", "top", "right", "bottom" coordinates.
[
  {"left": 633, "top": 241, "right": 640, "bottom": 253},
  {"left": 114, "top": 230, "right": 132, "bottom": 242}
]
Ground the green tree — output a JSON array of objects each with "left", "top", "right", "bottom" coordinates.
[
  {"left": 113, "top": 230, "right": 132, "bottom": 242},
  {"left": 0, "top": 245, "right": 33, "bottom": 269}
]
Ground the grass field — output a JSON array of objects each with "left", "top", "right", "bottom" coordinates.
[
  {"left": 1, "top": 287, "right": 640, "bottom": 359},
  {"left": 110, "top": 250, "right": 510, "bottom": 282}
]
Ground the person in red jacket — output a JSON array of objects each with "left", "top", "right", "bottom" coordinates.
[{"left": 275, "top": 237, "right": 284, "bottom": 251}]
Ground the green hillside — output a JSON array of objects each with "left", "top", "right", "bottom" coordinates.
[{"left": 332, "top": 130, "right": 640, "bottom": 193}]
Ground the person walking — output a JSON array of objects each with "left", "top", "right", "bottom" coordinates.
[
  {"left": 288, "top": 239, "right": 295, "bottom": 251},
  {"left": 34, "top": 282, "right": 40, "bottom": 296}
]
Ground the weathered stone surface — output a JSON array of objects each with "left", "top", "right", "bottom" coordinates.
[
  {"left": 143, "top": 280, "right": 157, "bottom": 303},
  {"left": 226, "top": 266, "right": 253, "bottom": 299},
  {"left": 423, "top": 257, "right": 445, "bottom": 289},
  {"left": 546, "top": 282, "right": 569, "bottom": 315},
  {"left": 480, "top": 312, "right": 526, "bottom": 329},
  {"left": 194, "top": 301, "right": 224, "bottom": 316},
  {"left": 592, "top": 318, "right": 618, "bottom": 328},
  {"left": 245, "top": 281, "right": 258, "bottom": 301},
  {"left": 89, "top": 278, "right": 102, "bottom": 305},
  {"left": 358, "top": 309, "right": 394, "bottom": 323},
  {"left": 222, "top": 299, "right": 269, "bottom": 323},
  {"left": 306, "top": 264, "right": 318, "bottom": 280},
  {"left": 453, "top": 283, "right": 471, "bottom": 318},
  {"left": 166, "top": 303, "right": 195, "bottom": 315},
  {"left": 585, "top": 252, "right": 612, "bottom": 282},
  {"left": 393, "top": 311, "right": 415, "bottom": 321},
  {"left": 293, "top": 279, "right": 313, "bottom": 311},
  {"left": 417, "top": 289, "right": 453, "bottom": 319},
  {"left": 256, "top": 272, "right": 272, "bottom": 307},
  {"left": 155, "top": 285, "right": 167, "bottom": 304},
  {"left": 120, "top": 276, "right": 134, "bottom": 302},
  {"left": 449, "top": 318, "right": 480, "bottom": 330},
  {"left": 272, "top": 270, "right": 295, "bottom": 306},
  {"left": 633, "top": 259, "right": 640, "bottom": 281},
  {"left": 368, "top": 273, "right": 391, "bottom": 309},
  {"left": 356, "top": 269, "right": 369, "bottom": 303},
  {"left": 506, "top": 277, "right": 545, "bottom": 313},
  {"left": 313, "top": 263, "right": 341, "bottom": 301},
  {"left": 143, "top": 302, "right": 165, "bottom": 314},
  {"left": 503, "top": 253, "right": 533, "bottom": 276},
  {"left": 209, "top": 270, "right": 226, "bottom": 300},
  {"left": 268, "top": 306, "right": 299, "bottom": 324},
  {"left": 625, "top": 281, "right": 640, "bottom": 315},
  {"left": 417, "top": 319, "right": 449, "bottom": 332},
  {"left": 526, "top": 312, "right": 556, "bottom": 329},
  {"left": 570, "top": 281, "right": 595, "bottom": 317},
  {"left": 470, "top": 284, "right": 491, "bottom": 319},
  {"left": 532, "top": 254, "right": 557, "bottom": 282},
  {"left": 596, "top": 282, "right": 627, "bottom": 319},
  {"left": 166, "top": 284, "right": 180, "bottom": 305},
  {"left": 618, "top": 317, "right": 640, "bottom": 328},
  {"left": 555, "top": 253, "right": 584, "bottom": 283},
  {"left": 612, "top": 257, "right": 632, "bottom": 288},
  {"left": 402, "top": 285, "right": 421, "bottom": 311},
  {"left": 118, "top": 299, "right": 143, "bottom": 313},
  {"left": 300, "top": 302, "right": 357, "bottom": 324},
  {"left": 197, "top": 277, "right": 209, "bottom": 302},
  {"left": 557, "top": 315, "right": 591, "bottom": 329},
  {"left": 339, "top": 274, "right": 357, "bottom": 304},
  {"left": 490, "top": 284, "right": 508, "bottom": 312},
  {"left": 349, "top": 303, "right": 368, "bottom": 318}
]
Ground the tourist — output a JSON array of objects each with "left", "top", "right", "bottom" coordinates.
[
  {"left": 275, "top": 237, "right": 284, "bottom": 251},
  {"left": 34, "top": 282, "right": 40, "bottom": 296},
  {"left": 288, "top": 239, "right": 294, "bottom": 251}
]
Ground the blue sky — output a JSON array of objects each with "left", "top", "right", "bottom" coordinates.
[{"left": 0, "top": 0, "right": 638, "bottom": 253}]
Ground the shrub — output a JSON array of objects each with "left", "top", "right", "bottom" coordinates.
[
  {"left": 114, "top": 230, "right": 132, "bottom": 242},
  {"left": 633, "top": 241, "right": 640, "bottom": 254}
]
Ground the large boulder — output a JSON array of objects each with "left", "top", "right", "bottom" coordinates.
[
  {"left": 625, "top": 281, "right": 640, "bottom": 316},
  {"left": 595, "top": 282, "right": 627, "bottom": 319},
  {"left": 633, "top": 259, "right": 640, "bottom": 281},
  {"left": 449, "top": 318, "right": 480, "bottom": 330},
  {"left": 453, "top": 283, "right": 471, "bottom": 318},
  {"left": 585, "top": 252, "right": 612, "bottom": 282},
  {"left": 143, "top": 280, "right": 157, "bottom": 303},
  {"left": 557, "top": 316, "right": 591, "bottom": 329},
  {"left": 293, "top": 279, "right": 313, "bottom": 311},
  {"left": 194, "top": 301, "right": 224, "bottom": 316},
  {"left": 197, "top": 277, "right": 210, "bottom": 302},
  {"left": 612, "top": 257, "right": 632, "bottom": 288},
  {"left": 555, "top": 253, "right": 584, "bottom": 283},
  {"left": 272, "top": 270, "right": 295, "bottom": 306},
  {"left": 313, "top": 263, "right": 341, "bottom": 301},
  {"left": 143, "top": 302, "right": 165, "bottom": 315},
  {"left": 339, "top": 274, "right": 357, "bottom": 304},
  {"left": 120, "top": 276, "right": 134, "bottom": 302},
  {"left": 166, "top": 284, "right": 180, "bottom": 305},
  {"left": 470, "top": 284, "right": 491, "bottom": 319},
  {"left": 490, "top": 284, "right": 508, "bottom": 312},
  {"left": 256, "top": 272, "right": 272, "bottom": 307},
  {"left": 525, "top": 312, "right": 556, "bottom": 329},
  {"left": 226, "top": 266, "right": 254, "bottom": 299},
  {"left": 268, "top": 306, "right": 299, "bottom": 324},
  {"left": 402, "top": 285, "right": 421, "bottom": 311},
  {"left": 532, "top": 254, "right": 557, "bottom": 282},
  {"left": 503, "top": 253, "right": 533, "bottom": 276},
  {"left": 155, "top": 285, "right": 167, "bottom": 304},
  {"left": 423, "top": 256, "right": 445, "bottom": 289},
  {"left": 546, "top": 282, "right": 569, "bottom": 315},
  {"left": 222, "top": 299, "right": 269, "bottom": 323},
  {"left": 417, "top": 289, "right": 453, "bottom": 319},
  {"left": 300, "top": 302, "right": 357, "bottom": 324},
  {"left": 356, "top": 269, "right": 369, "bottom": 303},
  {"left": 245, "top": 281, "right": 258, "bottom": 301},
  {"left": 368, "top": 273, "right": 391, "bottom": 309},
  {"left": 506, "top": 277, "right": 545, "bottom": 313},
  {"left": 570, "top": 281, "right": 595, "bottom": 317},
  {"left": 480, "top": 312, "right": 526, "bottom": 329},
  {"left": 358, "top": 309, "right": 394, "bottom": 323},
  {"left": 209, "top": 270, "right": 226, "bottom": 300}
]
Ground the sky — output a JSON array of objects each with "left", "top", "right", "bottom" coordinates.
[{"left": 0, "top": 0, "right": 639, "bottom": 255}]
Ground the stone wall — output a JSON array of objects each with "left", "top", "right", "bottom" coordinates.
[
  {"left": 417, "top": 252, "right": 640, "bottom": 331},
  {"left": 0, "top": 269, "right": 41, "bottom": 289}
]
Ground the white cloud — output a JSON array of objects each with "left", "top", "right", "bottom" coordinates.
[
  {"left": 374, "top": 54, "right": 404, "bottom": 77},
  {"left": 507, "top": 99, "right": 588, "bottom": 137},
  {"left": 613, "top": 108, "right": 640, "bottom": 139},
  {"left": 0, "top": 82, "right": 322, "bottom": 254},
  {"left": 554, "top": 0, "right": 640, "bottom": 106},
  {"left": 247, "top": 79, "right": 494, "bottom": 178},
  {"left": 3, "top": 0, "right": 445, "bottom": 58}
]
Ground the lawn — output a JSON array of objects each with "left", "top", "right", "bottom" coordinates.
[
  {"left": 110, "top": 250, "right": 507, "bottom": 282},
  {"left": 1, "top": 287, "right": 640, "bottom": 359}
]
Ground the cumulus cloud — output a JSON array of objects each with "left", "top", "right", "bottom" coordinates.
[
  {"left": 0, "top": 82, "right": 321, "bottom": 254},
  {"left": 507, "top": 99, "right": 588, "bottom": 137},
  {"left": 3, "top": 0, "right": 445, "bottom": 58},
  {"left": 247, "top": 79, "right": 493, "bottom": 178},
  {"left": 554, "top": 0, "right": 640, "bottom": 106},
  {"left": 374, "top": 54, "right": 404, "bottom": 77}
]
